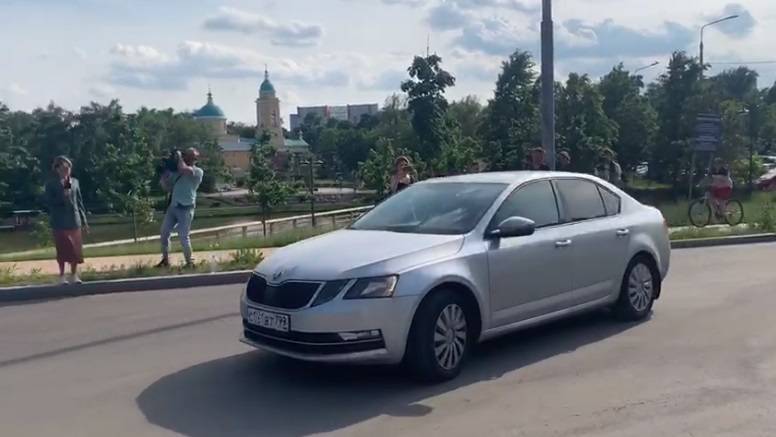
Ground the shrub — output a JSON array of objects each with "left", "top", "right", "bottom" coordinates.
[
  {"left": 755, "top": 198, "right": 776, "bottom": 232},
  {"left": 31, "top": 215, "right": 53, "bottom": 248},
  {"left": 229, "top": 248, "right": 264, "bottom": 268}
]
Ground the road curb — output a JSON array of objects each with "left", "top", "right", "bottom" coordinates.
[
  {"left": 2, "top": 233, "right": 774, "bottom": 304},
  {"left": 0, "top": 270, "right": 251, "bottom": 304},
  {"left": 671, "top": 233, "right": 776, "bottom": 249}
]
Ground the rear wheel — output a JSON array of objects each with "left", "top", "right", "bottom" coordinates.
[
  {"left": 688, "top": 200, "right": 711, "bottom": 228},
  {"left": 405, "top": 290, "right": 470, "bottom": 382},
  {"left": 723, "top": 199, "right": 744, "bottom": 226},
  {"left": 614, "top": 257, "right": 659, "bottom": 321}
]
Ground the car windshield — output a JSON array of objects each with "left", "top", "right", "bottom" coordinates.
[{"left": 351, "top": 182, "right": 507, "bottom": 235}]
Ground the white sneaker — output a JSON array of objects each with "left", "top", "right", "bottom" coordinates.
[
  {"left": 58, "top": 275, "right": 69, "bottom": 285},
  {"left": 70, "top": 274, "right": 82, "bottom": 284}
]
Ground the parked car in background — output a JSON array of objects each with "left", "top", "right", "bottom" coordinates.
[
  {"left": 761, "top": 155, "right": 776, "bottom": 171},
  {"left": 239, "top": 172, "right": 671, "bottom": 382},
  {"left": 757, "top": 167, "right": 776, "bottom": 191}
]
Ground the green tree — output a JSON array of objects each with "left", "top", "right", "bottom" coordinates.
[
  {"left": 248, "top": 132, "right": 292, "bottom": 234},
  {"left": 647, "top": 51, "right": 704, "bottom": 183},
  {"left": 448, "top": 96, "right": 483, "bottom": 139},
  {"left": 710, "top": 67, "right": 759, "bottom": 102},
  {"left": 759, "top": 104, "right": 776, "bottom": 153},
  {"left": 227, "top": 121, "right": 257, "bottom": 138},
  {"left": 481, "top": 50, "right": 539, "bottom": 170},
  {"left": 198, "top": 139, "right": 229, "bottom": 193},
  {"left": 435, "top": 136, "right": 482, "bottom": 176},
  {"left": 556, "top": 73, "right": 618, "bottom": 172},
  {"left": 69, "top": 101, "right": 154, "bottom": 213},
  {"left": 599, "top": 64, "right": 658, "bottom": 173},
  {"left": 296, "top": 113, "right": 325, "bottom": 154},
  {"left": 401, "top": 54, "right": 456, "bottom": 161}
]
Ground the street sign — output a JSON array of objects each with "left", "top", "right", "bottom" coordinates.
[{"left": 693, "top": 113, "right": 721, "bottom": 152}]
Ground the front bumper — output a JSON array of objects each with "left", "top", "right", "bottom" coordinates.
[{"left": 240, "top": 293, "right": 421, "bottom": 365}]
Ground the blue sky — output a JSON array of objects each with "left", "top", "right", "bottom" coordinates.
[{"left": 2, "top": 0, "right": 774, "bottom": 124}]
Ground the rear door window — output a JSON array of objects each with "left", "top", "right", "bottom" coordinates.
[
  {"left": 598, "top": 186, "right": 621, "bottom": 216},
  {"left": 554, "top": 179, "right": 607, "bottom": 222}
]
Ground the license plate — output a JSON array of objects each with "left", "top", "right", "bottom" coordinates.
[{"left": 246, "top": 307, "right": 290, "bottom": 333}]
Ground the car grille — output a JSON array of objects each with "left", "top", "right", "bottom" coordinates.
[
  {"left": 243, "top": 321, "right": 385, "bottom": 355},
  {"left": 245, "top": 274, "right": 322, "bottom": 309}
]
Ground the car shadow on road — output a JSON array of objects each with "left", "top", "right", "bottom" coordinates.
[{"left": 136, "top": 311, "right": 646, "bottom": 437}]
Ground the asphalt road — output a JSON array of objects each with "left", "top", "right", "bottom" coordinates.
[{"left": 1, "top": 243, "right": 775, "bottom": 437}]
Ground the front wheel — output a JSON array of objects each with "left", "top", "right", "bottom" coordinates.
[
  {"left": 614, "top": 257, "right": 660, "bottom": 321},
  {"left": 723, "top": 199, "right": 744, "bottom": 226},
  {"left": 688, "top": 199, "right": 712, "bottom": 228},
  {"left": 404, "top": 290, "right": 470, "bottom": 382}
]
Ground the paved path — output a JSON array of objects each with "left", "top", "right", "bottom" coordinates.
[
  {"left": 1, "top": 243, "right": 775, "bottom": 436},
  {"left": 0, "top": 248, "right": 276, "bottom": 276}
]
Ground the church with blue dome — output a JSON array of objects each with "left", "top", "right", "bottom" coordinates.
[{"left": 192, "top": 68, "right": 309, "bottom": 174}]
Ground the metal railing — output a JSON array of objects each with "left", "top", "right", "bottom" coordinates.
[{"left": 84, "top": 205, "right": 375, "bottom": 249}]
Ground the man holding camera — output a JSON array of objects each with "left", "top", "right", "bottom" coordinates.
[{"left": 157, "top": 148, "right": 204, "bottom": 268}]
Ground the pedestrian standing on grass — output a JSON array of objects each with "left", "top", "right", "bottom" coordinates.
[
  {"left": 156, "top": 148, "right": 204, "bottom": 268},
  {"left": 44, "top": 156, "right": 89, "bottom": 285},
  {"left": 557, "top": 151, "right": 572, "bottom": 172},
  {"left": 595, "top": 148, "right": 623, "bottom": 186},
  {"left": 529, "top": 147, "right": 551, "bottom": 171},
  {"left": 389, "top": 156, "right": 416, "bottom": 195}
]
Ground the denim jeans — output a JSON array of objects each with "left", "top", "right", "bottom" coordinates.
[{"left": 160, "top": 204, "right": 195, "bottom": 264}]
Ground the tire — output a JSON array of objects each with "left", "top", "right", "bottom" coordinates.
[
  {"left": 614, "top": 256, "right": 660, "bottom": 321},
  {"left": 404, "top": 290, "right": 471, "bottom": 382},
  {"left": 723, "top": 199, "right": 744, "bottom": 226},
  {"left": 688, "top": 200, "right": 711, "bottom": 228}
]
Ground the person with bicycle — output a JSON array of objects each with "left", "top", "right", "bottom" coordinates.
[{"left": 708, "top": 158, "right": 733, "bottom": 219}]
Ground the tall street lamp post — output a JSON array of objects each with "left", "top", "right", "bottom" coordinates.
[
  {"left": 301, "top": 158, "right": 324, "bottom": 227},
  {"left": 541, "top": 0, "right": 556, "bottom": 170},
  {"left": 739, "top": 108, "right": 756, "bottom": 192},
  {"left": 700, "top": 15, "right": 739, "bottom": 77}
]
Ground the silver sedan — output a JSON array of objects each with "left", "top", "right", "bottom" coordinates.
[{"left": 240, "top": 172, "right": 671, "bottom": 381}]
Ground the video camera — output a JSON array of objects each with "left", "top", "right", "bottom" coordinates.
[{"left": 159, "top": 149, "right": 181, "bottom": 174}]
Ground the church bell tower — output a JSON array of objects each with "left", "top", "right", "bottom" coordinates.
[{"left": 256, "top": 67, "right": 284, "bottom": 148}]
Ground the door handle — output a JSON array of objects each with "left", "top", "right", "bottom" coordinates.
[
  {"left": 616, "top": 229, "right": 630, "bottom": 237},
  {"left": 555, "top": 239, "right": 572, "bottom": 248}
]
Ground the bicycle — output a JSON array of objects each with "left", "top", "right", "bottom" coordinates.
[{"left": 688, "top": 191, "right": 744, "bottom": 228}]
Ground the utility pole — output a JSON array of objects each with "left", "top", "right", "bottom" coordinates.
[{"left": 541, "top": 0, "right": 556, "bottom": 170}]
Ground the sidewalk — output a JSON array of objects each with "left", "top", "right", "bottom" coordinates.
[{"left": 0, "top": 248, "right": 276, "bottom": 276}]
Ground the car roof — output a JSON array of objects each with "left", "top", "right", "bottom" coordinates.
[{"left": 421, "top": 171, "right": 598, "bottom": 186}]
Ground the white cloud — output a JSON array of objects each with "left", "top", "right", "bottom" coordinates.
[
  {"left": 5, "top": 83, "right": 29, "bottom": 96},
  {"left": 203, "top": 7, "right": 324, "bottom": 47},
  {"left": 88, "top": 84, "right": 116, "bottom": 99},
  {"left": 106, "top": 41, "right": 391, "bottom": 91},
  {"left": 381, "top": 0, "right": 427, "bottom": 6},
  {"left": 111, "top": 44, "right": 171, "bottom": 65},
  {"left": 73, "top": 47, "right": 87, "bottom": 60}
]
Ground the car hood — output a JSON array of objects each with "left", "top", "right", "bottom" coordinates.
[{"left": 255, "top": 229, "right": 464, "bottom": 281}]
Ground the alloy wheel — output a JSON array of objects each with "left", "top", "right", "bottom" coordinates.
[
  {"left": 433, "top": 304, "right": 467, "bottom": 370},
  {"left": 628, "top": 263, "right": 654, "bottom": 312}
]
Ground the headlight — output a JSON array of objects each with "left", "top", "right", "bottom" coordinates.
[{"left": 343, "top": 276, "right": 399, "bottom": 299}]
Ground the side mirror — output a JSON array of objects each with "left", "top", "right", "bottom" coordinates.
[{"left": 486, "top": 216, "right": 536, "bottom": 239}]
